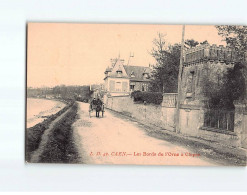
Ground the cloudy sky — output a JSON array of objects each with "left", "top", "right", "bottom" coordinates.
[{"left": 27, "top": 23, "right": 225, "bottom": 87}]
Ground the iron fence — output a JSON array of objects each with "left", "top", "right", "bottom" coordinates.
[
  {"left": 162, "top": 93, "right": 178, "bottom": 108},
  {"left": 203, "top": 109, "right": 235, "bottom": 132}
]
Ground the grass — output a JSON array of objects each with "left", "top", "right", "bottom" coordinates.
[
  {"left": 25, "top": 102, "right": 73, "bottom": 162},
  {"left": 38, "top": 103, "right": 80, "bottom": 163},
  {"left": 25, "top": 99, "right": 75, "bottom": 161}
]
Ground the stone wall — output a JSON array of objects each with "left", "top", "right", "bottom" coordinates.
[
  {"left": 243, "top": 113, "right": 247, "bottom": 149},
  {"left": 179, "top": 106, "right": 202, "bottom": 136},
  {"left": 234, "top": 103, "right": 247, "bottom": 149},
  {"left": 178, "top": 103, "right": 246, "bottom": 148},
  {"left": 104, "top": 95, "right": 176, "bottom": 131},
  {"left": 104, "top": 95, "right": 247, "bottom": 148}
]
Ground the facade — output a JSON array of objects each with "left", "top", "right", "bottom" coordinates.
[
  {"left": 176, "top": 44, "right": 247, "bottom": 148},
  {"left": 104, "top": 45, "right": 247, "bottom": 149},
  {"left": 104, "top": 58, "right": 152, "bottom": 96},
  {"left": 179, "top": 44, "right": 237, "bottom": 133},
  {"left": 180, "top": 44, "right": 236, "bottom": 107}
]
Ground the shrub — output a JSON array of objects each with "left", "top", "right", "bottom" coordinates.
[{"left": 131, "top": 91, "right": 163, "bottom": 105}]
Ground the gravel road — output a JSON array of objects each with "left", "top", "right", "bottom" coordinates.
[{"left": 73, "top": 102, "right": 217, "bottom": 166}]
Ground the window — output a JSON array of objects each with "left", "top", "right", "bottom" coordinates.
[
  {"left": 109, "top": 80, "right": 115, "bottom": 92},
  {"left": 117, "top": 71, "right": 122, "bottom": 77},
  {"left": 186, "top": 71, "right": 195, "bottom": 98},
  {"left": 130, "top": 85, "right": 135, "bottom": 91},
  {"left": 122, "top": 82, "right": 128, "bottom": 92},
  {"left": 116, "top": 82, "right": 121, "bottom": 92}
]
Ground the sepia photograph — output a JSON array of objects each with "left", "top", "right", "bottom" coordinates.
[{"left": 26, "top": 23, "right": 247, "bottom": 166}]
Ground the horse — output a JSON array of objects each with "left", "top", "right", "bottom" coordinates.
[{"left": 89, "top": 100, "right": 104, "bottom": 118}]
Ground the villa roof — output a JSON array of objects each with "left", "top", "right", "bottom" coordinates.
[
  {"left": 104, "top": 58, "right": 152, "bottom": 81},
  {"left": 123, "top": 65, "right": 152, "bottom": 81}
]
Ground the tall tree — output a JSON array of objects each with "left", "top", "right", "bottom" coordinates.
[
  {"left": 216, "top": 25, "right": 247, "bottom": 101},
  {"left": 150, "top": 33, "right": 180, "bottom": 93}
]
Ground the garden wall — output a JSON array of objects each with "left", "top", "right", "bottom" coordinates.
[
  {"left": 104, "top": 95, "right": 247, "bottom": 149},
  {"left": 104, "top": 95, "right": 176, "bottom": 131},
  {"left": 179, "top": 103, "right": 246, "bottom": 148}
]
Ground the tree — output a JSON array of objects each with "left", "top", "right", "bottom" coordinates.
[
  {"left": 200, "top": 40, "right": 209, "bottom": 45},
  {"left": 216, "top": 25, "right": 247, "bottom": 101},
  {"left": 150, "top": 33, "right": 180, "bottom": 93},
  {"left": 202, "top": 64, "right": 245, "bottom": 110},
  {"left": 185, "top": 39, "right": 199, "bottom": 49}
]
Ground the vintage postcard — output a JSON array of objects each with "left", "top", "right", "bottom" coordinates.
[{"left": 26, "top": 23, "right": 247, "bottom": 166}]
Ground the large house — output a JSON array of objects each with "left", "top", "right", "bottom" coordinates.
[{"left": 104, "top": 58, "right": 152, "bottom": 96}]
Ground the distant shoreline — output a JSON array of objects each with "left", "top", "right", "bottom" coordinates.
[{"left": 26, "top": 98, "right": 67, "bottom": 128}]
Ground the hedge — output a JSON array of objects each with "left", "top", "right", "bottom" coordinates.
[{"left": 131, "top": 91, "right": 163, "bottom": 105}]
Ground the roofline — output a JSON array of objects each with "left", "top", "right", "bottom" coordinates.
[
  {"left": 129, "top": 79, "right": 151, "bottom": 82},
  {"left": 104, "top": 76, "right": 129, "bottom": 79},
  {"left": 123, "top": 65, "right": 151, "bottom": 68}
]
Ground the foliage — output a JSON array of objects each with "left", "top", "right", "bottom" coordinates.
[
  {"left": 200, "top": 40, "right": 209, "bottom": 45},
  {"left": 202, "top": 64, "right": 245, "bottom": 110},
  {"left": 184, "top": 39, "right": 208, "bottom": 49},
  {"left": 200, "top": 26, "right": 247, "bottom": 109},
  {"left": 216, "top": 26, "right": 247, "bottom": 60},
  {"left": 131, "top": 91, "right": 163, "bottom": 105},
  {"left": 150, "top": 33, "right": 180, "bottom": 93},
  {"left": 39, "top": 103, "right": 80, "bottom": 163},
  {"left": 26, "top": 101, "right": 74, "bottom": 162},
  {"left": 216, "top": 25, "right": 247, "bottom": 101},
  {"left": 27, "top": 85, "right": 92, "bottom": 101},
  {"left": 185, "top": 39, "right": 199, "bottom": 49}
]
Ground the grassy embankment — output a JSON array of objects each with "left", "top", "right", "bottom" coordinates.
[
  {"left": 25, "top": 100, "right": 77, "bottom": 162},
  {"left": 37, "top": 102, "right": 80, "bottom": 163}
]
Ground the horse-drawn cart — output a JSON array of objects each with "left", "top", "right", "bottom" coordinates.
[{"left": 89, "top": 100, "right": 104, "bottom": 118}]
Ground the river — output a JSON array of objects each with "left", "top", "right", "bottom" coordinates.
[{"left": 26, "top": 98, "right": 66, "bottom": 128}]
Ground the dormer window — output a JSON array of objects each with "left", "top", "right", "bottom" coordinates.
[
  {"left": 116, "top": 70, "right": 122, "bottom": 77},
  {"left": 131, "top": 71, "right": 135, "bottom": 77},
  {"left": 143, "top": 73, "right": 149, "bottom": 79}
]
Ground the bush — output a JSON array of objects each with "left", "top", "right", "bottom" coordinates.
[{"left": 131, "top": 91, "right": 163, "bottom": 105}]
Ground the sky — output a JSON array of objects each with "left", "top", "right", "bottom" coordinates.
[{"left": 27, "top": 23, "right": 226, "bottom": 87}]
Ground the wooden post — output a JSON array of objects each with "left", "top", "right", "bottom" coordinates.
[{"left": 175, "top": 25, "right": 185, "bottom": 133}]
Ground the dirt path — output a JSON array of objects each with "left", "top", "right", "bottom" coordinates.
[
  {"left": 30, "top": 107, "right": 72, "bottom": 163},
  {"left": 73, "top": 102, "right": 217, "bottom": 166}
]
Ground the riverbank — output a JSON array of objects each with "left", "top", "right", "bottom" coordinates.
[
  {"left": 26, "top": 98, "right": 67, "bottom": 128},
  {"left": 25, "top": 99, "right": 74, "bottom": 162},
  {"left": 30, "top": 102, "right": 80, "bottom": 163}
]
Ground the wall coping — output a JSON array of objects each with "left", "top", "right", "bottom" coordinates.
[
  {"left": 133, "top": 101, "right": 161, "bottom": 107},
  {"left": 180, "top": 104, "right": 201, "bottom": 110},
  {"left": 107, "top": 95, "right": 130, "bottom": 98}
]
